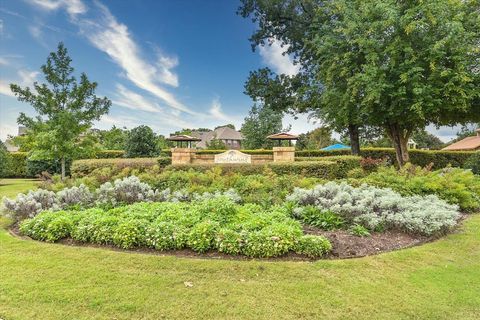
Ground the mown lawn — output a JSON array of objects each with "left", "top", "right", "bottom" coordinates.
[
  {"left": 0, "top": 178, "right": 38, "bottom": 199},
  {"left": 0, "top": 179, "right": 479, "bottom": 319}
]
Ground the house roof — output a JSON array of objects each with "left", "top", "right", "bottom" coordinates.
[
  {"left": 193, "top": 127, "right": 244, "bottom": 149},
  {"left": 442, "top": 131, "right": 480, "bottom": 151},
  {"left": 267, "top": 133, "right": 299, "bottom": 140},
  {"left": 321, "top": 143, "right": 351, "bottom": 151},
  {"left": 166, "top": 135, "right": 201, "bottom": 141}
]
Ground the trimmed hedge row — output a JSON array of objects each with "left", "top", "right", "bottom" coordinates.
[
  {"left": 296, "top": 148, "right": 475, "bottom": 169},
  {"left": 71, "top": 158, "right": 162, "bottom": 177},
  {"left": 1, "top": 152, "right": 71, "bottom": 178},
  {"left": 95, "top": 150, "right": 125, "bottom": 158},
  {"left": 167, "top": 158, "right": 360, "bottom": 179}
]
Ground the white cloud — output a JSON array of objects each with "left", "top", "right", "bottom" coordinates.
[
  {"left": 208, "top": 97, "right": 231, "bottom": 122},
  {"left": 113, "top": 84, "right": 162, "bottom": 113},
  {"left": 259, "top": 39, "right": 299, "bottom": 76},
  {"left": 0, "top": 69, "right": 39, "bottom": 97},
  {"left": 73, "top": 2, "right": 192, "bottom": 114},
  {"left": 27, "top": 0, "right": 87, "bottom": 17},
  {"left": 282, "top": 113, "right": 319, "bottom": 135}
]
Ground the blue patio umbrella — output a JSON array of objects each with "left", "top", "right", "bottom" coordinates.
[{"left": 320, "top": 143, "right": 351, "bottom": 151}]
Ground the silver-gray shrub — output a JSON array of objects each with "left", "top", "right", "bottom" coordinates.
[
  {"left": 287, "top": 182, "right": 460, "bottom": 236},
  {"left": 95, "top": 176, "right": 152, "bottom": 206},
  {"left": 3, "top": 189, "right": 58, "bottom": 221},
  {"left": 57, "top": 184, "right": 93, "bottom": 209}
]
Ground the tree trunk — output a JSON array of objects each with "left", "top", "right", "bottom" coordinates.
[
  {"left": 61, "top": 156, "right": 66, "bottom": 181},
  {"left": 386, "top": 124, "right": 410, "bottom": 167},
  {"left": 348, "top": 124, "right": 361, "bottom": 155}
]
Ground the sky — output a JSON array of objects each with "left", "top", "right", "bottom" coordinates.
[{"left": 0, "top": 0, "right": 463, "bottom": 142}]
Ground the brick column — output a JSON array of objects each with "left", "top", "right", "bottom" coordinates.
[
  {"left": 272, "top": 146, "right": 295, "bottom": 162},
  {"left": 171, "top": 148, "right": 195, "bottom": 165}
]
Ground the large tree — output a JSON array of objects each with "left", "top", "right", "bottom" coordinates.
[
  {"left": 239, "top": 0, "right": 365, "bottom": 155},
  {"left": 240, "top": 0, "right": 480, "bottom": 166},
  {"left": 125, "top": 125, "right": 158, "bottom": 157},
  {"left": 241, "top": 104, "right": 287, "bottom": 149},
  {"left": 310, "top": 0, "right": 480, "bottom": 165},
  {"left": 10, "top": 43, "right": 111, "bottom": 179}
]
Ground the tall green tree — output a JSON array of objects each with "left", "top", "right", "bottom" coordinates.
[
  {"left": 10, "top": 43, "right": 111, "bottom": 179},
  {"left": 239, "top": 0, "right": 365, "bottom": 155},
  {"left": 296, "top": 127, "right": 333, "bottom": 150},
  {"left": 241, "top": 104, "right": 287, "bottom": 149},
  {"left": 97, "top": 126, "right": 128, "bottom": 150},
  {"left": 309, "top": 0, "right": 480, "bottom": 165},
  {"left": 411, "top": 130, "right": 444, "bottom": 150},
  {"left": 125, "top": 125, "right": 158, "bottom": 157}
]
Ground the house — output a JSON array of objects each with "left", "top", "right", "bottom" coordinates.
[
  {"left": 191, "top": 126, "right": 244, "bottom": 149},
  {"left": 442, "top": 129, "right": 480, "bottom": 151},
  {"left": 3, "top": 126, "right": 27, "bottom": 152}
]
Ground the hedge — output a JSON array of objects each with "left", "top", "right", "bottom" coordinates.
[
  {"left": 296, "top": 148, "right": 475, "bottom": 169},
  {"left": 1, "top": 152, "right": 71, "bottom": 178},
  {"left": 72, "top": 158, "right": 161, "bottom": 177},
  {"left": 167, "top": 158, "right": 360, "bottom": 179},
  {"left": 95, "top": 150, "right": 125, "bottom": 159}
]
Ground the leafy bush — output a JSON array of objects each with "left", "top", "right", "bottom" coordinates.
[
  {"left": 464, "top": 152, "right": 480, "bottom": 175},
  {"left": 72, "top": 158, "right": 159, "bottom": 177},
  {"left": 349, "top": 224, "right": 371, "bottom": 237},
  {"left": 360, "top": 157, "right": 387, "bottom": 173},
  {"left": 57, "top": 184, "right": 93, "bottom": 209},
  {"left": 294, "top": 235, "right": 332, "bottom": 258},
  {"left": 187, "top": 220, "right": 220, "bottom": 253},
  {"left": 350, "top": 165, "right": 480, "bottom": 212},
  {"left": 3, "top": 152, "right": 28, "bottom": 177},
  {"left": 95, "top": 150, "right": 125, "bottom": 158},
  {"left": 19, "top": 199, "right": 331, "bottom": 258},
  {"left": 294, "top": 206, "right": 345, "bottom": 230},
  {"left": 287, "top": 182, "right": 460, "bottom": 236},
  {"left": 95, "top": 176, "right": 152, "bottom": 207}
]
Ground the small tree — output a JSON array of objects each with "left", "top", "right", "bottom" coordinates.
[
  {"left": 206, "top": 134, "right": 227, "bottom": 150},
  {"left": 125, "top": 125, "right": 158, "bottom": 157},
  {"left": 296, "top": 127, "right": 333, "bottom": 150},
  {"left": 241, "top": 104, "right": 288, "bottom": 149},
  {"left": 10, "top": 42, "right": 111, "bottom": 179},
  {"left": 98, "top": 126, "right": 128, "bottom": 150}
]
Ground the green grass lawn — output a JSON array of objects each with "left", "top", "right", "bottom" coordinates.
[
  {"left": 0, "top": 179, "right": 479, "bottom": 319},
  {"left": 0, "top": 178, "right": 38, "bottom": 199}
]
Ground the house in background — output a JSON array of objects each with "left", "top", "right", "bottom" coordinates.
[
  {"left": 442, "top": 129, "right": 480, "bottom": 151},
  {"left": 191, "top": 126, "right": 244, "bottom": 149},
  {"left": 4, "top": 126, "right": 27, "bottom": 152}
]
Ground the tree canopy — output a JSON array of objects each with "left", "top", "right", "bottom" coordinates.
[
  {"left": 125, "top": 125, "right": 159, "bottom": 157},
  {"left": 10, "top": 42, "right": 111, "bottom": 179},
  {"left": 241, "top": 104, "right": 288, "bottom": 149}
]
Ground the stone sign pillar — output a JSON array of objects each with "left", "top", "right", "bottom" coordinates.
[
  {"left": 171, "top": 148, "right": 195, "bottom": 165},
  {"left": 273, "top": 147, "right": 295, "bottom": 162}
]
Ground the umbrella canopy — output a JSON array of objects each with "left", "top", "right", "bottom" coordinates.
[{"left": 320, "top": 143, "right": 351, "bottom": 151}]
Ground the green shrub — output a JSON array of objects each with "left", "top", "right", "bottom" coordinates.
[
  {"left": 187, "top": 220, "right": 220, "bottom": 253},
  {"left": 5, "top": 152, "right": 27, "bottom": 177},
  {"left": 72, "top": 158, "right": 159, "bottom": 177},
  {"left": 294, "top": 235, "right": 332, "bottom": 258},
  {"left": 215, "top": 229, "right": 244, "bottom": 255},
  {"left": 298, "top": 207, "right": 345, "bottom": 230},
  {"left": 26, "top": 158, "right": 72, "bottom": 177},
  {"left": 145, "top": 221, "right": 188, "bottom": 250},
  {"left": 464, "top": 152, "right": 480, "bottom": 174},
  {"left": 296, "top": 148, "right": 474, "bottom": 169},
  {"left": 349, "top": 224, "right": 371, "bottom": 237},
  {"left": 157, "top": 157, "right": 172, "bottom": 168},
  {"left": 243, "top": 223, "right": 302, "bottom": 258},
  {"left": 112, "top": 219, "right": 148, "bottom": 249},
  {"left": 95, "top": 150, "right": 125, "bottom": 158}
]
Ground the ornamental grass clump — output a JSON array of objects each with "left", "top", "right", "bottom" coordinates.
[{"left": 287, "top": 182, "right": 460, "bottom": 236}]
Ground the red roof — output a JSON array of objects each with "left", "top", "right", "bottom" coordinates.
[
  {"left": 443, "top": 131, "right": 480, "bottom": 151},
  {"left": 266, "top": 133, "right": 299, "bottom": 140}
]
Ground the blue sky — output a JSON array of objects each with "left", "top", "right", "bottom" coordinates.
[{"left": 0, "top": 0, "right": 461, "bottom": 141}]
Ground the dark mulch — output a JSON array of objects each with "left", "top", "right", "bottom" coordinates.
[{"left": 303, "top": 225, "right": 431, "bottom": 259}]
